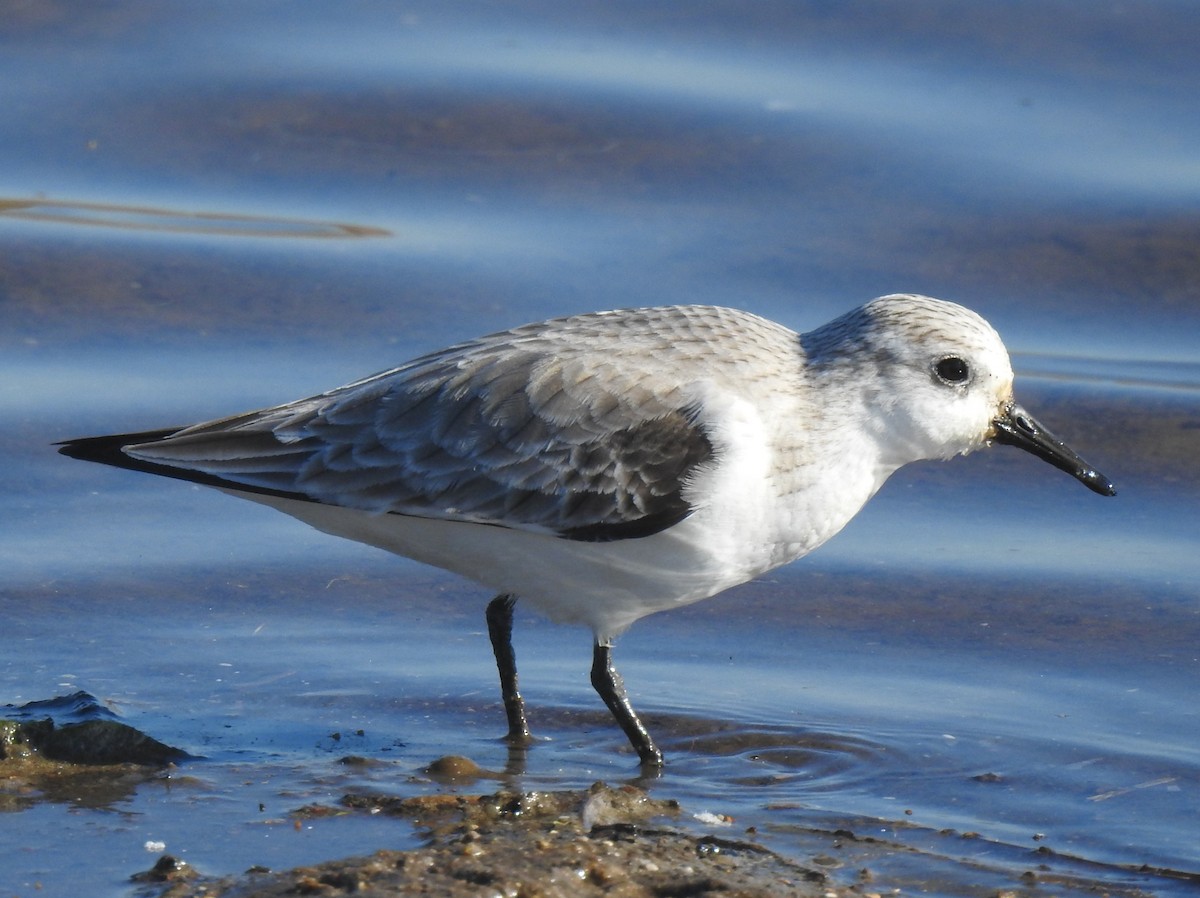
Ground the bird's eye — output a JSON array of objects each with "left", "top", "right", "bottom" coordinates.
[{"left": 934, "top": 356, "right": 970, "bottom": 385}]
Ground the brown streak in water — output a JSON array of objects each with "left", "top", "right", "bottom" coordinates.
[{"left": 0, "top": 197, "right": 390, "bottom": 239}]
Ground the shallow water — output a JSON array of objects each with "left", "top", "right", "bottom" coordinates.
[{"left": 2, "top": 3, "right": 1198, "bottom": 896}]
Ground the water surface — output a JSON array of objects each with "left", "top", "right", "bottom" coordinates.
[{"left": 2, "top": 3, "right": 1197, "bottom": 896}]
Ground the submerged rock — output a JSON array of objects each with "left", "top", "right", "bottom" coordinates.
[
  {"left": 1, "top": 695, "right": 190, "bottom": 812},
  {"left": 0, "top": 716, "right": 187, "bottom": 766}
]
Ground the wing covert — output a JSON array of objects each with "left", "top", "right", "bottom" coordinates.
[{"left": 97, "top": 332, "right": 716, "bottom": 542}]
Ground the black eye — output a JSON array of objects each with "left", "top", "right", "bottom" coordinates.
[{"left": 934, "top": 356, "right": 970, "bottom": 385}]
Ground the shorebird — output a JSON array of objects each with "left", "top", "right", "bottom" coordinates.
[{"left": 60, "top": 294, "right": 1114, "bottom": 766}]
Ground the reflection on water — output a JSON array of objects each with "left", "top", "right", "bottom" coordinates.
[{"left": 2, "top": 1, "right": 1198, "bottom": 897}]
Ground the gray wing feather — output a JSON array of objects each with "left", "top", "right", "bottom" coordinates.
[{"left": 124, "top": 317, "right": 718, "bottom": 540}]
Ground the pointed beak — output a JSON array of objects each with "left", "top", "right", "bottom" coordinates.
[{"left": 990, "top": 401, "right": 1115, "bottom": 497}]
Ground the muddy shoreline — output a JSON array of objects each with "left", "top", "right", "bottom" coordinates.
[{"left": 133, "top": 782, "right": 846, "bottom": 898}]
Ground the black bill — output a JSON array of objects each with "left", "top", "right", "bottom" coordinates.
[{"left": 991, "top": 401, "right": 1116, "bottom": 497}]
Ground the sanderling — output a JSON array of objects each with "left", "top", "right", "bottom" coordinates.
[{"left": 60, "top": 294, "right": 1114, "bottom": 766}]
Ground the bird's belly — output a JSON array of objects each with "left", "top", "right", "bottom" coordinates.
[{"left": 239, "top": 492, "right": 783, "bottom": 641}]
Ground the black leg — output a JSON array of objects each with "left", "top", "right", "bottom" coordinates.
[
  {"left": 486, "top": 594, "right": 532, "bottom": 744},
  {"left": 590, "top": 641, "right": 663, "bottom": 767}
]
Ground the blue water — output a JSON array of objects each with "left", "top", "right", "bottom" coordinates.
[{"left": 2, "top": 3, "right": 1197, "bottom": 896}]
